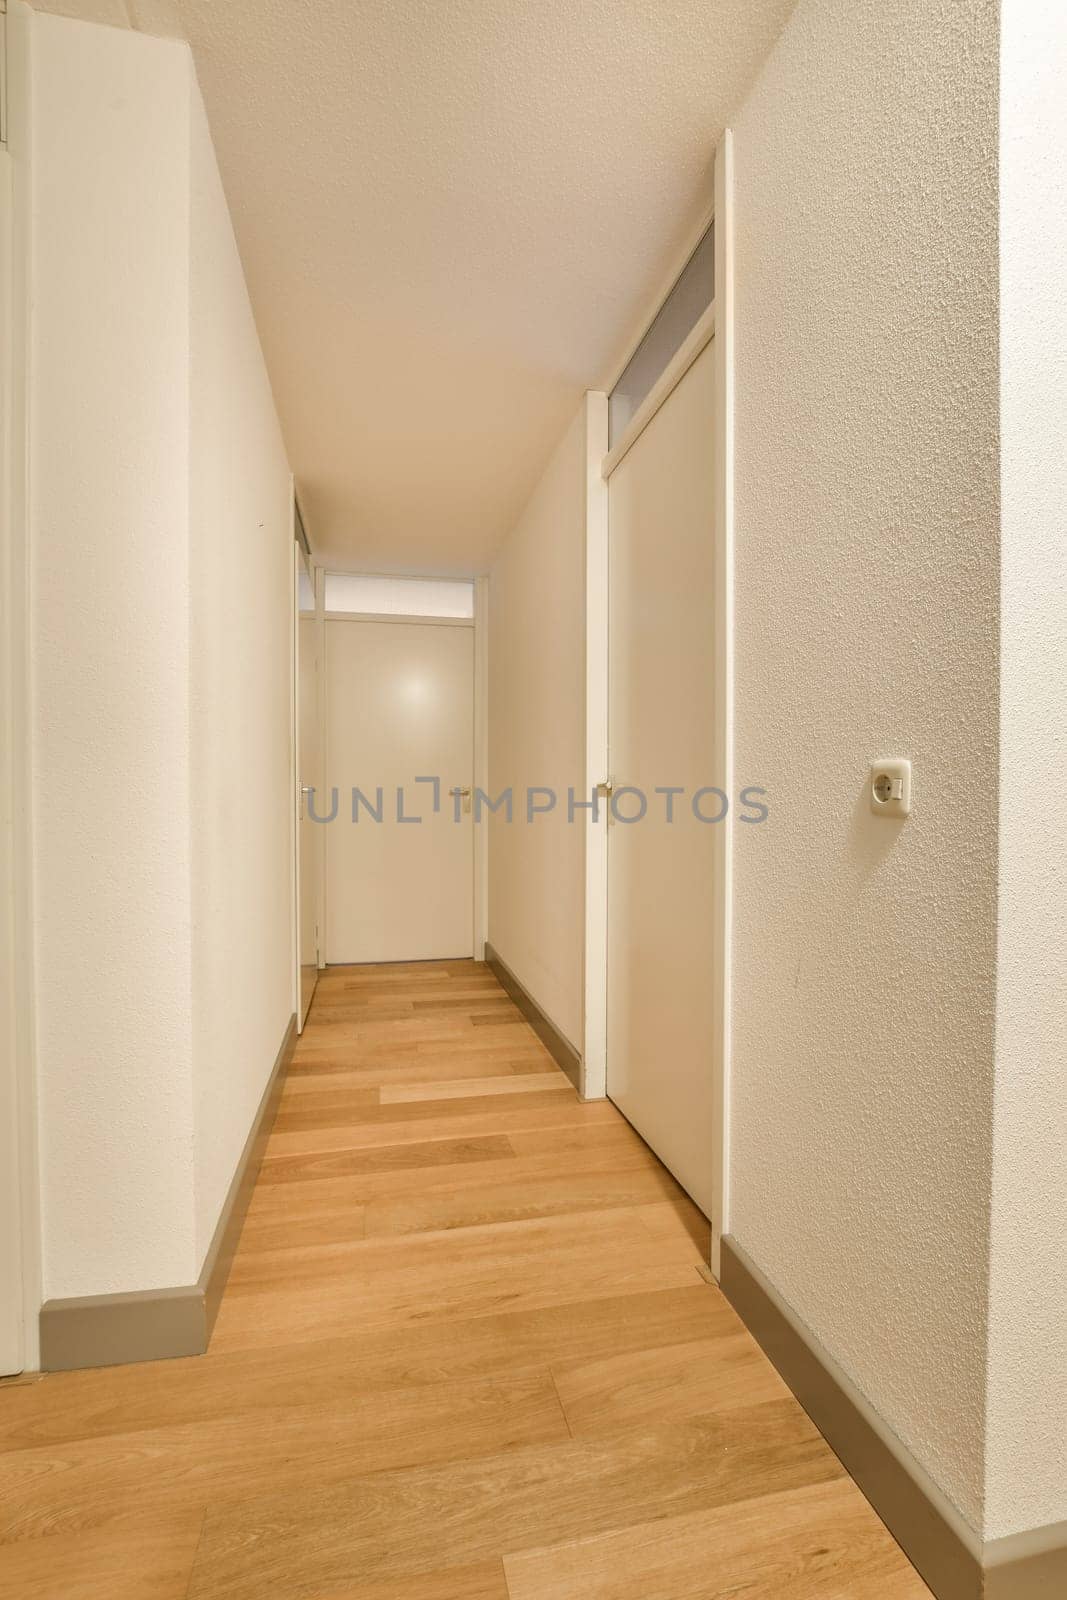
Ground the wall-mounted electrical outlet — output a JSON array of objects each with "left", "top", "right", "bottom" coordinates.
[{"left": 870, "top": 759, "right": 911, "bottom": 818}]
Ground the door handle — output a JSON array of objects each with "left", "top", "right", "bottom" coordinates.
[
  {"left": 299, "top": 784, "right": 312, "bottom": 819},
  {"left": 449, "top": 786, "right": 473, "bottom": 814}
]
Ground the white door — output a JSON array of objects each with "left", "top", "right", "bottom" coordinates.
[
  {"left": 296, "top": 546, "right": 320, "bottom": 1025},
  {"left": 606, "top": 341, "right": 718, "bottom": 1216},
  {"left": 326, "top": 619, "right": 474, "bottom": 963}
]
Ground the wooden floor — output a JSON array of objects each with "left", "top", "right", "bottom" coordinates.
[{"left": 0, "top": 961, "right": 931, "bottom": 1599}]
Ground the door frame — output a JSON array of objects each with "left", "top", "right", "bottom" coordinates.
[
  {"left": 473, "top": 575, "right": 489, "bottom": 958},
  {"left": 0, "top": 0, "right": 42, "bottom": 1374},
  {"left": 289, "top": 497, "right": 299, "bottom": 1022},
  {"left": 583, "top": 131, "right": 734, "bottom": 1277},
  {"left": 292, "top": 513, "right": 321, "bottom": 1029},
  {"left": 319, "top": 580, "right": 486, "bottom": 965}
]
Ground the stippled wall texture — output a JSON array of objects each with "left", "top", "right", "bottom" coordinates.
[
  {"left": 188, "top": 59, "right": 295, "bottom": 1268},
  {"left": 488, "top": 402, "right": 588, "bottom": 1049},
  {"left": 729, "top": 0, "right": 1000, "bottom": 1535},
  {"left": 31, "top": 14, "right": 293, "bottom": 1298},
  {"left": 31, "top": 15, "right": 199, "bottom": 1296}
]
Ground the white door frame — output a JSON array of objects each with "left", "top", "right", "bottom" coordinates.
[
  {"left": 473, "top": 574, "right": 489, "bottom": 958},
  {"left": 1, "top": 0, "right": 42, "bottom": 1374},
  {"left": 314, "top": 564, "right": 327, "bottom": 970},
  {"left": 289, "top": 493, "right": 299, "bottom": 1020},
  {"left": 582, "top": 391, "right": 609, "bottom": 1101},
  {"left": 583, "top": 131, "right": 734, "bottom": 1277},
  {"left": 292, "top": 521, "right": 321, "bottom": 1028},
  {"left": 319, "top": 576, "right": 487, "bottom": 966}
]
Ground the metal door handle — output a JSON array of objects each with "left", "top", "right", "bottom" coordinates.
[{"left": 449, "top": 786, "right": 472, "bottom": 814}]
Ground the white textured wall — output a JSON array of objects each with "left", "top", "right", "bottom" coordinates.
[
  {"left": 985, "top": 0, "right": 1067, "bottom": 1543},
  {"left": 188, "top": 73, "right": 294, "bottom": 1265},
  {"left": 30, "top": 15, "right": 197, "bottom": 1295},
  {"left": 728, "top": 0, "right": 999, "bottom": 1532},
  {"left": 488, "top": 402, "right": 587, "bottom": 1049},
  {"left": 30, "top": 13, "right": 293, "bottom": 1297}
]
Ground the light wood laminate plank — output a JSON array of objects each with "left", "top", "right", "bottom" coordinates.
[
  {"left": 263, "top": 1098, "right": 616, "bottom": 1157},
  {"left": 280, "top": 1057, "right": 551, "bottom": 1092},
  {"left": 255, "top": 1133, "right": 515, "bottom": 1185},
  {"left": 307, "top": 1564, "right": 509, "bottom": 1600},
  {"left": 380, "top": 1072, "right": 565, "bottom": 1103},
  {"left": 503, "top": 1477, "right": 933, "bottom": 1600},
  {"left": 270, "top": 1086, "right": 576, "bottom": 1134},
  {"left": 363, "top": 1162, "right": 686, "bottom": 1237},
  {"left": 552, "top": 1332, "right": 789, "bottom": 1434},
  {"left": 186, "top": 1402, "right": 843, "bottom": 1599},
  {"left": 0, "top": 1510, "right": 206, "bottom": 1600},
  {"left": 0, "top": 1370, "right": 567, "bottom": 1544}
]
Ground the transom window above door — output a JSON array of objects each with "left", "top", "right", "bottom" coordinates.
[
  {"left": 609, "top": 221, "right": 715, "bottom": 446},
  {"left": 324, "top": 573, "right": 474, "bottom": 619}
]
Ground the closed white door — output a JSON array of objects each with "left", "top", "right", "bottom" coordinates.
[
  {"left": 606, "top": 341, "right": 718, "bottom": 1216},
  {"left": 326, "top": 619, "right": 474, "bottom": 963},
  {"left": 296, "top": 546, "right": 321, "bottom": 1025}
]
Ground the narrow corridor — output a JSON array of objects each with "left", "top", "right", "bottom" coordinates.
[{"left": 0, "top": 963, "right": 930, "bottom": 1598}]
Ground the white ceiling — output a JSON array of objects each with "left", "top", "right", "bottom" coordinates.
[{"left": 33, "top": 0, "right": 794, "bottom": 572}]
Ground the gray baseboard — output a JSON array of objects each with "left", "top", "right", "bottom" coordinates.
[
  {"left": 720, "top": 1236, "right": 1067, "bottom": 1600},
  {"left": 200, "top": 1013, "right": 296, "bottom": 1340},
  {"left": 39, "top": 1014, "right": 297, "bottom": 1372},
  {"left": 983, "top": 1524, "right": 1067, "bottom": 1599},
  {"left": 483, "top": 941, "right": 581, "bottom": 1090}
]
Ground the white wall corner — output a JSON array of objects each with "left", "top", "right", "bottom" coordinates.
[
  {"left": 985, "top": 0, "right": 1067, "bottom": 1545},
  {"left": 27, "top": 11, "right": 293, "bottom": 1300},
  {"left": 486, "top": 397, "right": 589, "bottom": 1053}
]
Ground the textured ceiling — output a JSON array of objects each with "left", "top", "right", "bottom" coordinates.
[{"left": 32, "top": 0, "right": 795, "bottom": 571}]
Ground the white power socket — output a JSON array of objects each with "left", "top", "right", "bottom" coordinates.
[{"left": 870, "top": 759, "right": 911, "bottom": 818}]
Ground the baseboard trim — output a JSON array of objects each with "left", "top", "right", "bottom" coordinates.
[
  {"left": 983, "top": 1523, "right": 1067, "bottom": 1599},
  {"left": 720, "top": 1237, "right": 1067, "bottom": 1600},
  {"left": 39, "top": 1014, "right": 297, "bottom": 1372},
  {"left": 200, "top": 1013, "right": 296, "bottom": 1339},
  {"left": 37, "top": 1285, "right": 211, "bottom": 1373},
  {"left": 720, "top": 1235, "right": 983, "bottom": 1600},
  {"left": 483, "top": 941, "right": 582, "bottom": 1090}
]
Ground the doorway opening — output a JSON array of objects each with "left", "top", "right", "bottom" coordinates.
[
  {"left": 304, "top": 571, "right": 486, "bottom": 970},
  {"left": 294, "top": 510, "right": 321, "bottom": 1029},
  {"left": 585, "top": 133, "right": 733, "bottom": 1273}
]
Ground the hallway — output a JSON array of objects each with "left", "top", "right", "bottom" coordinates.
[{"left": 0, "top": 962, "right": 929, "bottom": 1599}]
